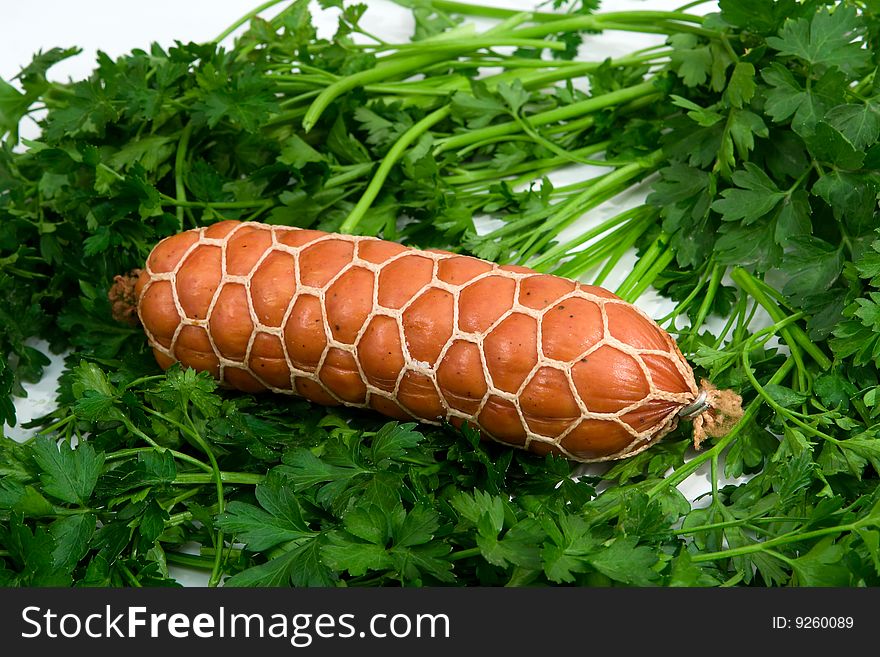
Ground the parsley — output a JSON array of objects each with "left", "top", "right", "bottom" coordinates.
[
  {"left": 31, "top": 437, "right": 104, "bottom": 506},
  {"left": 2, "top": 0, "right": 880, "bottom": 588}
]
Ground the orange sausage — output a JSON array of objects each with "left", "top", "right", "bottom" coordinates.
[{"left": 135, "top": 220, "right": 701, "bottom": 462}]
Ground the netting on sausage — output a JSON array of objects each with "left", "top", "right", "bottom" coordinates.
[{"left": 137, "top": 221, "right": 701, "bottom": 462}]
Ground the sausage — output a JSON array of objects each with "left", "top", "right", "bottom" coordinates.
[{"left": 133, "top": 220, "right": 705, "bottom": 462}]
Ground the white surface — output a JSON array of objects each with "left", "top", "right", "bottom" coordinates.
[{"left": 5, "top": 0, "right": 729, "bottom": 584}]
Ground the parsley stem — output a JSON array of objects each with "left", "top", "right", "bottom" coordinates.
[
  {"left": 518, "top": 151, "right": 663, "bottom": 262},
  {"left": 448, "top": 547, "right": 481, "bottom": 562},
  {"left": 182, "top": 411, "right": 227, "bottom": 587},
  {"left": 590, "top": 21, "right": 706, "bottom": 37},
  {"left": 166, "top": 511, "right": 192, "bottom": 527},
  {"left": 746, "top": 273, "right": 789, "bottom": 308},
  {"left": 680, "top": 263, "right": 723, "bottom": 345},
  {"left": 36, "top": 414, "right": 75, "bottom": 436},
  {"left": 732, "top": 298, "right": 759, "bottom": 348},
  {"left": 511, "top": 185, "right": 622, "bottom": 255},
  {"left": 104, "top": 445, "right": 213, "bottom": 474},
  {"left": 362, "top": 84, "right": 453, "bottom": 98},
  {"left": 324, "top": 162, "right": 375, "bottom": 189},
  {"left": 380, "top": 38, "right": 570, "bottom": 54},
  {"left": 278, "top": 89, "right": 322, "bottom": 109},
  {"left": 576, "top": 11, "right": 707, "bottom": 26},
  {"left": 547, "top": 95, "right": 663, "bottom": 139},
  {"left": 690, "top": 522, "right": 861, "bottom": 563},
  {"left": 51, "top": 507, "right": 99, "bottom": 516},
  {"left": 424, "top": 51, "right": 669, "bottom": 95},
  {"left": 265, "top": 107, "right": 314, "bottom": 126},
  {"left": 718, "top": 34, "right": 740, "bottom": 63},
  {"left": 616, "top": 231, "right": 668, "bottom": 300},
  {"left": 658, "top": 265, "right": 712, "bottom": 327},
  {"left": 552, "top": 225, "right": 629, "bottom": 278},
  {"left": 527, "top": 204, "right": 647, "bottom": 270},
  {"left": 514, "top": 14, "right": 709, "bottom": 40},
  {"left": 710, "top": 454, "right": 721, "bottom": 511},
  {"left": 693, "top": 264, "right": 723, "bottom": 331},
  {"left": 119, "top": 418, "right": 214, "bottom": 473},
  {"left": 720, "top": 572, "right": 745, "bottom": 587},
  {"left": 447, "top": 141, "right": 611, "bottom": 186},
  {"left": 555, "top": 218, "right": 648, "bottom": 280},
  {"left": 140, "top": 407, "right": 222, "bottom": 467},
  {"left": 162, "top": 486, "right": 204, "bottom": 511},
  {"left": 97, "top": 162, "right": 124, "bottom": 182},
  {"left": 553, "top": 222, "right": 647, "bottom": 276},
  {"left": 198, "top": 546, "right": 245, "bottom": 559},
  {"left": 444, "top": 51, "right": 668, "bottom": 71},
  {"left": 165, "top": 551, "right": 216, "bottom": 570},
  {"left": 119, "top": 374, "right": 166, "bottom": 391},
  {"left": 174, "top": 122, "right": 193, "bottom": 230},
  {"left": 117, "top": 561, "right": 142, "bottom": 588},
  {"left": 173, "top": 472, "right": 264, "bottom": 485},
  {"left": 340, "top": 105, "right": 451, "bottom": 234},
  {"left": 303, "top": 53, "right": 445, "bottom": 132},
  {"left": 623, "top": 245, "right": 676, "bottom": 303},
  {"left": 730, "top": 267, "right": 832, "bottom": 371},
  {"left": 453, "top": 134, "right": 535, "bottom": 160},
  {"left": 675, "top": 515, "right": 810, "bottom": 535},
  {"left": 508, "top": 111, "right": 603, "bottom": 168},
  {"left": 852, "top": 70, "right": 877, "bottom": 96},
  {"left": 741, "top": 337, "right": 837, "bottom": 443},
  {"left": 435, "top": 80, "right": 657, "bottom": 154},
  {"left": 516, "top": 60, "right": 668, "bottom": 96},
  {"left": 591, "top": 224, "right": 646, "bottom": 285}
]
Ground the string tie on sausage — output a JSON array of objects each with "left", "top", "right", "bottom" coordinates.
[
  {"left": 683, "top": 380, "right": 743, "bottom": 450},
  {"left": 109, "top": 269, "right": 142, "bottom": 326}
]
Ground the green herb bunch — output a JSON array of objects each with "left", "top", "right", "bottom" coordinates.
[{"left": 2, "top": 0, "right": 880, "bottom": 587}]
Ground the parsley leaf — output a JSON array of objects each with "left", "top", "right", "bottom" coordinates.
[
  {"left": 710, "top": 163, "right": 785, "bottom": 224},
  {"left": 218, "top": 471, "right": 314, "bottom": 551},
  {"left": 778, "top": 236, "right": 845, "bottom": 305},
  {"left": 825, "top": 100, "right": 880, "bottom": 150},
  {"left": 767, "top": 6, "right": 871, "bottom": 75},
  {"left": 31, "top": 437, "right": 104, "bottom": 506}
]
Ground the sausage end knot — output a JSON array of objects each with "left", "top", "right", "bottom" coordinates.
[
  {"left": 109, "top": 269, "right": 143, "bottom": 326},
  {"left": 687, "top": 380, "right": 744, "bottom": 451}
]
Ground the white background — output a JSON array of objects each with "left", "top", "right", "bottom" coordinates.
[{"left": 4, "top": 0, "right": 728, "bottom": 585}]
